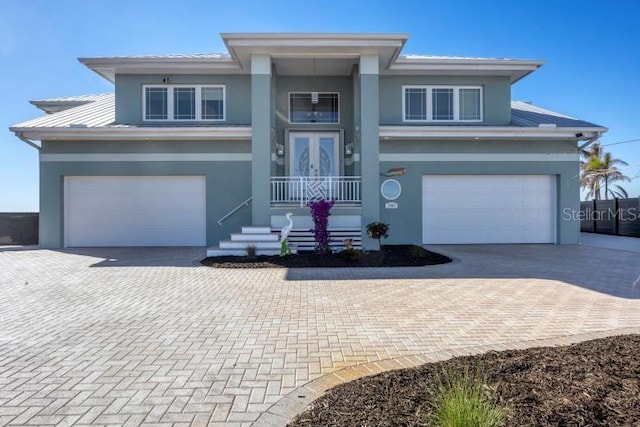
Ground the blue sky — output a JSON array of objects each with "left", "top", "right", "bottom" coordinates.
[{"left": 2, "top": 0, "right": 639, "bottom": 211}]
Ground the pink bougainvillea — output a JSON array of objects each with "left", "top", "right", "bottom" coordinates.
[{"left": 308, "top": 199, "right": 335, "bottom": 253}]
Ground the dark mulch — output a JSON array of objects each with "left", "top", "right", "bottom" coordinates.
[
  {"left": 201, "top": 245, "right": 451, "bottom": 268},
  {"left": 289, "top": 335, "right": 640, "bottom": 426}
]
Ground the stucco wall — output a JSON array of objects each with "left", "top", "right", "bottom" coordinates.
[
  {"left": 274, "top": 75, "right": 355, "bottom": 176},
  {"left": 114, "top": 74, "right": 252, "bottom": 125},
  {"left": 39, "top": 140, "right": 252, "bottom": 248},
  {"left": 379, "top": 75, "right": 512, "bottom": 126},
  {"left": 378, "top": 139, "right": 580, "bottom": 245}
]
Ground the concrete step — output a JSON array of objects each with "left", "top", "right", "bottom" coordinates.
[
  {"left": 242, "top": 226, "right": 272, "bottom": 234},
  {"left": 231, "top": 233, "right": 279, "bottom": 242},
  {"left": 206, "top": 246, "right": 281, "bottom": 257},
  {"left": 219, "top": 240, "right": 282, "bottom": 250}
]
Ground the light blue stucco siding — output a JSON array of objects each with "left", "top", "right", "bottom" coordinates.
[
  {"left": 38, "top": 140, "right": 252, "bottom": 248},
  {"left": 115, "top": 74, "right": 251, "bottom": 125},
  {"left": 250, "top": 54, "right": 272, "bottom": 226},
  {"left": 378, "top": 139, "right": 580, "bottom": 245},
  {"left": 274, "top": 75, "right": 355, "bottom": 176},
  {"left": 360, "top": 56, "right": 381, "bottom": 249},
  {"left": 379, "top": 75, "right": 512, "bottom": 126}
]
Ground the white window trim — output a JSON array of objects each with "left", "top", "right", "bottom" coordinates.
[
  {"left": 402, "top": 85, "right": 483, "bottom": 123},
  {"left": 142, "top": 84, "right": 226, "bottom": 122},
  {"left": 288, "top": 92, "right": 340, "bottom": 125}
]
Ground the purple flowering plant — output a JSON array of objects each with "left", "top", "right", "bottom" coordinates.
[{"left": 308, "top": 199, "right": 335, "bottom": 253}]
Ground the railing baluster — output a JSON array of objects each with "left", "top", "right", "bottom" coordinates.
[{"left": 270, "top": 176, "right": 362, "bottom": 206}]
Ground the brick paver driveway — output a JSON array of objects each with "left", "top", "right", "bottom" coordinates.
[{"left": 1, "top": 244, "right": 639, "bottom": 426}]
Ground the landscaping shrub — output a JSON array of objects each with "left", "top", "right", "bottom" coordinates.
[
  {"left": 340, "top": 248, "right": 363, "bottom": 261},
  {"left": 246, "top": 244, "right": 257, "bottom": 259},
  {"left": 366, "top": 222, "right": 390, "bottom": 247}
]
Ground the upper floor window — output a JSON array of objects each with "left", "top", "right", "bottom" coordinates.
[
  {"left": 143, "top": 85, "right": 225, "bottom": 121},
  {"left": 289, "top": 92, "right": 339, "bottom": 124},
  {"left": 403, "top": 86, "right": 482, "bottom": 122}
]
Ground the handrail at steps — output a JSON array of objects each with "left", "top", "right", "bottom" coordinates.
[{"left": 217, "top": 197, "right": 252, "bottom": 225}]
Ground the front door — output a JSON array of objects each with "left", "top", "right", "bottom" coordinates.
[{"left": 289, "top": 132, "right": 339, "bottom": 177}]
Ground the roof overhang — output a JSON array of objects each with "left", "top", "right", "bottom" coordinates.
[
  {"left": 78, "top": 56, "right": 240, "bottom": 83},
  {"left": 78, "top": 33, "right": 542, "bottom": 82},
  {"left": 389, "top": 58, "right": 543, "bottom": 82},
  {"left": 379, "top": 125, "right": 608, "bottom": 140},
  {"left": 222, "top": 33, "right": 408, "bottom": 71},
  {"left": 10, "top": 126, "right": 252, "bottom": 142},
  {"left": 29, "top": 100, "right": 92, "bottom": 114}
]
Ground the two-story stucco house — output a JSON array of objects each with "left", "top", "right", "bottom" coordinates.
[{"left": 10, "top": 33, "right": 607, "bottom": 253}]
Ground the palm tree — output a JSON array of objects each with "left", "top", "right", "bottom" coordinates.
[{"left": 580, "top": 142, "right": 630, "bottom": 200}]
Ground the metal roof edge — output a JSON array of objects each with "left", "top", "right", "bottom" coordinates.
[
  {"left": 378, "top": 125, "right": 607, "bottom": 140},
  {"left": 9, "top": 126, "right": 253, "bottom": 141}
]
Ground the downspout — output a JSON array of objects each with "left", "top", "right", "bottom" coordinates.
[
  {"left": 578, "top": 132, "right": 602, "bottom": 150},
  {"left": 14, "top": 131, "right": 41, "bottom": 151}
]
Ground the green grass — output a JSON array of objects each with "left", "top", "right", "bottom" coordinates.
[{"left": 423, "top": 366, "right": 506, "bottom": 427}]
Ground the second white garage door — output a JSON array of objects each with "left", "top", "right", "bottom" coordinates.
[
  {"left": 422, "top": 175, "right": 556, "bottom": 244},
  {"left": 65, "top": 176, "right": 206, "bottom": 247}
]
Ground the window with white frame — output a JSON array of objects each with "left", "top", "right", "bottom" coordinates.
[
  {"left": 143, "top": 85, "right": 225, "bottom": 121},
  {"left": 403, "top": 86, "right": 482, "bottom": 122},
  {"left": 289, "top": 92, "right": 339, "bottom": 124}
]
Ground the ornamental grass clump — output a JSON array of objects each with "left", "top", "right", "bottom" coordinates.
[
  {"left": 308, "top": 199, "right": 335, "bottom": 253},
  {"left": 423, "top": 366, "right": 506, "bottom": 427}
]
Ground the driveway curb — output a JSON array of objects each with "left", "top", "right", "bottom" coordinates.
[{"left": 253, "top": 327, "right": 640, "bottom": 426}]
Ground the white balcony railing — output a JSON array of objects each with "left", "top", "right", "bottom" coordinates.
[{"left": 270, "top": 176, "right": 361, "bottom": 207}]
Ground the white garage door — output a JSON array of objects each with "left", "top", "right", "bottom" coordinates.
[
  {"left": 65, "top": 176, "right": 206, "bottom": 247},
  {"left": 422, "top": 175, "right": 556, "bottom": 244}
]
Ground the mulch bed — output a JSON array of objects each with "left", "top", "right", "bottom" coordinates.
[
  {"left": 289, "top": 335, "right": 640, "bottom": 426},
  {"left": 201, "top": 245, "right": 451, "bottom": 268}
]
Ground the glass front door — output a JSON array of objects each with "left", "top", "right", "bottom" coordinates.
[{"left": 289, "top": 132, "right": 339, "bottom": 177}]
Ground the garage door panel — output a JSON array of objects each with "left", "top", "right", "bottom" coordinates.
[
  {"left": 422, "top": 175, "right": 556, "bottom": 244},
  {"left": 65, "top": 176, "right": 206, "bottom": 247}
]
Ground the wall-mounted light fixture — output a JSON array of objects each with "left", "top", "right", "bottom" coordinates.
[
  {"left": 276, "top": 144, "right": 285, "bottom": 156},
  {"left": 345, "top": 143, "right": 354, "bottom": 156},
  {"left": 380, "top": 167, "right": 407, "bottom": 177},
  {"left": 311, "top": 92, "right": 319, "bottom": 104},
  {"left": 162, "top": 76, "right": 171, "bottom": 83}
]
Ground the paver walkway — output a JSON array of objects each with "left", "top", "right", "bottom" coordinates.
[
  {"left": 0, "top": 244, "right": 639, "bottom": 426},
  {"left": 580, "top": 231, "right": 640, "bottom": 253}
]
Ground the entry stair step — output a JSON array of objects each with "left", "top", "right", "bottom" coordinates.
[
  {"left": 206, "top": 246, "right": 282, "bottom": 257},
  {"left": 220, "top": 240, "right": 281, "bottom": 250},
  {"left": 231, "top": 233, "right": 279, "bottom": 242},
  {"left": 208, "top": 225, "right": 294, "bottom": 257}
]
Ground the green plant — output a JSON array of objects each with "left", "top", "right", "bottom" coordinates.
[
  {"left": 246, "top": 245, "right": 257, "bottom": 259},
  {"left": 422, "top": 366, "right": 506, "bottom": 427},
  {"left": 340, "top": 247, "right": 363, "bottom": 261},
  {"left": 344, "top": 238, "right": 353, "bottom": 250},
  {"left": 580, "top": 142, "right": 630, "bottom": 200},
  {"left": 408, "top": 244, "right": 428, "bottom": 258},
  {"left": 366, "top": 222, "right": 390, "bottom": 247}
]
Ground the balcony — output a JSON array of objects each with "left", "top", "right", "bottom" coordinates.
[{"left": 270, "top": 176, "right": 361, "bottom": 207}]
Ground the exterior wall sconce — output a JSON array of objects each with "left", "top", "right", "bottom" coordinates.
[
  {"left": 345, "top": 143, "right": 354, "bottom": 156},
  {"left": 272, "top": 127, "right": 284, "bottom": 156},
  {"left": 380, "top": 167, "right": 407, "bottom": 177}
]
